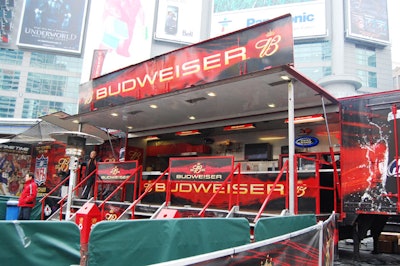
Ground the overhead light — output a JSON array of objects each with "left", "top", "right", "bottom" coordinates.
[
  {"left": 207, "top": 92, "right": 216, "bottom": 97},
  {"left": 127, "top": 126, "right": 133, "bottom": 130},
  {"left": 280, "top": 75, "right": 290, "bottom": 81},
  {"left": 176, "top": 130, "right": 201, "bottom": 136},
  {"left": 111, "top": 113, "right": 118, "bottom": 117},
  {"left": 259, "top": 136, "right": 286, "bottom": 141},
  {"left": 72, "top": 119, "right": 80, "bottom": 124},
  {"left": 188, "top": 116, "right": 196, "bottom": 120},
  {"left": 223, "top": 123, "right": 255, "bottom": 131},
  {"left": 146, "top": 136, "right": 159, "bottom": 140},
  {"left": 285, "top": 114, "right": 324, "bottom": 124},
  {"left": 267, "top": 103, "right": 276, "bottom": 108},
  {"left": 150, "top": 104, "right": 158, "bottom": 109}
]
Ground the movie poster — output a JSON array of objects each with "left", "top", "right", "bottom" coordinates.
[
  {"left": 17, "top": 0, "right": 89, "bottom": 54},
  {"left": 0, "top": 142, "right": 32, "bottom": 196}
]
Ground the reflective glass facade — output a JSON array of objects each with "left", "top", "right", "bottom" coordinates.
[
  {"left": 0, "top": 96, "right": 16, "bottom": 118},
  {"left": 0, "top": 48, "right": 82, "bottom": 119}
]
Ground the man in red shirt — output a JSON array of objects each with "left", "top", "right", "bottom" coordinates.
[{"left": 18, "top": 173, "right": 38, "bottom": 220}]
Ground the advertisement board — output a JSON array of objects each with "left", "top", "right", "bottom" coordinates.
[
  {"left": 341, "top": 92, "right": 399, "bottom": 214},
  {"left": 79, "top": 14, "right": 294, "bottom": 113},
  {"left": 17, "top": 0, "right": 89, "bottom": 54},
  {"left": 211, "top": 0, "right": 326, "bottom": 39},
  {"left": 345, "top": 0, "right": 389, "bottom": 45},
  {"left": 80, "top": 0, "right": 155, "bottom": 82},
  {"left": 154, "top": 0, "right": 203, "bottom": 44}
]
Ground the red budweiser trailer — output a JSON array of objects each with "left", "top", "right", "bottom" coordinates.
[{"left": 26, "top": 13, "right": 398, "bottom": 260}]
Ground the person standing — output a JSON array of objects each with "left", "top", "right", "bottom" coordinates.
[
  {"left": 81, "top": 150, "right": 98, "bottom": 199},
  {"left": 18, "top": 173, "right": 38, "bottom": 220}
]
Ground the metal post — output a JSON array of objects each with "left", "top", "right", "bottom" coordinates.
[{"left": 287, "top": 80, "right": 295, "bottom": 215}]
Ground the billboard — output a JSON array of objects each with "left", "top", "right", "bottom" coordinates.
[
  {"left": 80, "top": 0, "right": 155, "bottom": 82},
  {"left": 79, "top": 14, "right": 294, "bottom": 113},
  {"left": 17, "top": 0, "right": 89, "bottom": 54},
  {"left": 345, "top": 0, "right": 389, "bottom": 45},
  {"left": 211, "top": 0, "right": 326, "bottom": 39},
  {"left": 154, "top": 0, "right": 203, "bottom": 44}
]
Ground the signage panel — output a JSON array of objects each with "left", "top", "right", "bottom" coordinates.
[
  {"left": 17, "top": 0, "right": 89, "bottom": 54},
  {"left": 211, "top": 0, "right": 326, "bottom": 39},
  {"left": 79, "top": 14, "right": 294, "bottom": 113},
  {"left": 345, "top": 0, "right": 389, "bottom": 45}
]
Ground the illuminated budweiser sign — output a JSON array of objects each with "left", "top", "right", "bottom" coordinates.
[{"left": 79, "top": 14, "right": 293, "bottom": 113}]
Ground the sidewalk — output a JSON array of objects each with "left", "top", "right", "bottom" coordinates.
[{"left": 335, "top": 238, "right": 400, "bottom": 265}]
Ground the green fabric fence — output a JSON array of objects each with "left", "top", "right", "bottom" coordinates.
[
  {"left": 0, "top": 220, "right": 81, "bottom": 266},
  {"left": 88, "top": 218, "right": 251, "bottom": 266},
  {"left": 254, "top": 214, "right": 317, "bottom": 241}
]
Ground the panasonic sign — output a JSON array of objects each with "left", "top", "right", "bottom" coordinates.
[{"left": 211, "top": 0, "right": 326, "bottom": 39}]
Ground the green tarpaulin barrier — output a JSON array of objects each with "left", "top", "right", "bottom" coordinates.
[
  {"left": 254, "top": 214, "right": 317, "bottom": 241},
  {"left": 0, "top": 221, "right": 80, "bottom": 266},
  {"left": 88, "top": 218, "right": 250, "bottom": 266}
]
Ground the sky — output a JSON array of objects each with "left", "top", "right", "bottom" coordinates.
[{"left": 388, "top": 0, "right": 400, "bottom": 66}]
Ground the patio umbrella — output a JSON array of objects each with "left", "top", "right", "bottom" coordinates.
[{"left": 9, "top": 120, "right": 68, "bottom": 143}]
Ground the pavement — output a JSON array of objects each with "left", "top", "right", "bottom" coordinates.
[{"left": 335, "top": 238, "right": 400, "bottom": 265}]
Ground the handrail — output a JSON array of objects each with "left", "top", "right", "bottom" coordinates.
[
  {"left": 198, "top": 163, "right": 241, "bottom": 217},
  {"left": 57, "top": 169, "right": 96, "bottom": 220},
  {"left": 253, "top": 160, "right": 289, "bottom": 223},
  {"left": 39, "top": 174, "right": 70, "bottom": 220},
  {"left": 98, "top": 166, "right": 142, "bottom": 219},
  {"left": 129, "top": 167, "right": 169, "bottom": 219}
]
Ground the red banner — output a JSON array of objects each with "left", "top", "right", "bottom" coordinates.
[
  {"left": 97, "top": 161, "right": 138, "bottom": 181},
  {"left": 79, "top": 14, "right": 293, "bottom": 112}
]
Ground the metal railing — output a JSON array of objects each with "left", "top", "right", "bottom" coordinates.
[
  {"left": 198, "top": 163, "right": 241, "bottom": 217},
  {"left": 39, "top": 174, "right": 70, "bottom": 220},
  {"left": 98, "top": 166, "right": 142, "bottom": 219},
  {"left": 253, "top": 160, "right": 289, "bottom": 223},
  {"left": 126, "top": 167, "right": 170, "bottom": 219}
]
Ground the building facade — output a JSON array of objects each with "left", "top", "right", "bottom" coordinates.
[
  {"left": 0, "top": 0, "right": 395, "bottom": 121},
  {"left": 0, "top": 0, "right": 85, "bottom": 119}
]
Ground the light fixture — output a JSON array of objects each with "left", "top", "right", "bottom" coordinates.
[
  {"left": 285, "top": 114, "right": 325, "bottom": 124},
  {"left": 145, "top": 136, "right": 159, "bottom": 140},
  {"left": 207, "top": 92, "right": 216, "bottom": 97},
  {"left": 111, "top": 113, "right": 118, "bottom": 117},
  {"left": 267, "top": 103, "right": 276, "bottom": 108},
  {"left": 223, "top": 123, "right": 255, "bottom": 131},
  {"left": 127, "top": 126, "right": 133, "bottom": 130},
  {"left": 149, "top": 104, "right": 158, "bottom": 109},
  {"left": 175, "top": 130, "right": 201, "bottom": 136},
  {"left": 188, "top": 116, "right": 196, "bottom": 120},
  {"left": 259, "top": 136, "right": 286, "bottom": 141},
  {"left": 280, "top": 75, "right": 290, "bottom": 81},
  {"left": 72, "top": 119, "right": 80, "bottom": 124}
]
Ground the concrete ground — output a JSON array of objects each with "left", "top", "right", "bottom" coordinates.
[{"left": 335, "top": 238, "right": 400, "bottom": 265}]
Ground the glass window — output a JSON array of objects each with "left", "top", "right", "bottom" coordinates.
[
  {"left": 30, "top": 52, "right": 83, "bottom": 72},
  {"left": 297, "top": 66, "right": 332, "bottom": 81},
  {"left": 355, "top": 45, "right": 376, "bottom": 67},
  {"left": 0, "top": 69, "right": 20, "bottom": 91},
  {"left": 294, "top": 41, "right": 331, "bottom": 63},
  {"left": 26, "top": 73, "right": 80, "bottom": 98},
  {"left": 357, "top": 70, "right": 377, "bottom": 88},
  {"left": 22, "top": 99, "right": 77, "bottom": 118},
  {"left": 0, "top": 96, "right": 16, "bottom": 118},
  {"left": 0, "top": 48, "right": 24, "bottom": 65}
]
